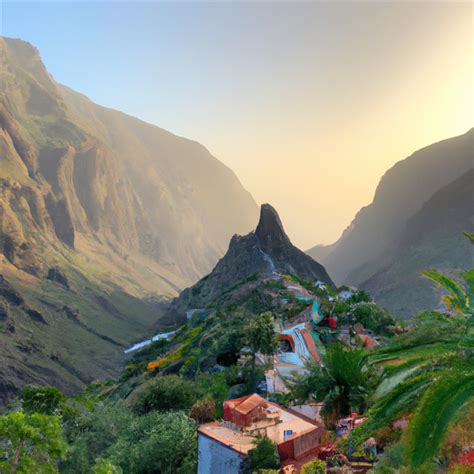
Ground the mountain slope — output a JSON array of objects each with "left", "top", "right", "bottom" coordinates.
[
  {"left": 168, "top": 203, "right": 333, "bottom": 317},
  {"left": 0, "top": 36, "right": 258, "bottom": 402},
  {"left": 307, "top": 129, "right": 473, "bottom": 286},
  {"left": 361, "top": 169, "right": 474, "bottom": 319}
]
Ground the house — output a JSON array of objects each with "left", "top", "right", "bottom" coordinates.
[{"left": 197, "top": 394, "right": 324, "bottom": 474}]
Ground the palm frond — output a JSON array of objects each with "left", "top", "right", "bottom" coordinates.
[{"left": 407, "top": 370, "right": 474, "bottom": 469}]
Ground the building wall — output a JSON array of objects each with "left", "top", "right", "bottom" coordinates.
[
  {"left": 293, "top": 428, "right": 323, "bottom": 460},
  {"left": 198, "top": 433, "right": 245, "bottom": 474}
]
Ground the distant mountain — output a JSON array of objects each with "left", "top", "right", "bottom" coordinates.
[
  {"left": 307, "top": 129, "right": 473, "bottom": 318},
  {"left": 361, "top": 169, "right": 474, "bottom": 319},
  {"left": 0, "top": 36, "right": 257, "bottom": 402},
  {"left": 307, "top": 129, "right": 473, "bottom": 282},
  {"left": 169, "top": 204, "right": 333, "bottom": 317}
]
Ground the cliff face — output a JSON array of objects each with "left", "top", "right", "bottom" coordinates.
[
  {"left": 307, "top": 129, "right": 473, "bottom": 288},
  {"left": 361, "top": 169, "right": 474, "bottom": 319},
  {"left": 174, "top": 204, "right": 333, "bottom": 311},
  {"left": 0, "top": 36, "right": 258, "bottom": 403},
  {"left": 0, "top": 36, "right": 258, "bottom": 286}
]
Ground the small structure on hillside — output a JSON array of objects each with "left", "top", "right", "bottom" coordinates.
[{"left": 197, "top": 394, "right": 324, "bottom": 474}]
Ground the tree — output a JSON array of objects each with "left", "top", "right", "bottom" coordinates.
[
  {"left": 247, "top": 312, "right": 278, "bottom": 357},
  {"left": 0, "top": 411, "right": 66, "bottom": 473},
  {"left": 346, "top": 308, "right": 474, "bottom": 470},
  {"left": 347, "top": 303, "right": 396, "bottom": 336},
  {"left": 244, "top": 437, "right": 280, "bottom": 473},
  {"left": 20, "top": 385, "right": 65, "bottom": 416},
  {"left": 133, "top": 375, "right": 203, "bottom": 414},
  {"left": 289, "top": 344, "right": 378, "bottom": 428},
  {"left": 107, "top": 410, "right": 197, "bottom": 473},
  {"left": 60, "top": 400, "right": 135, "bottom": 473},
  {"left": 346, "top": 290, "right": 371, "bottom": 305}
]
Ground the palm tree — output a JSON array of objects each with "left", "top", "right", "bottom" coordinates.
[
  {"left": 351, "top": 311, "right": 474, "bottom": 471},
  {"left": 289, "top": 343, "right": 379, "bottom": 429}
]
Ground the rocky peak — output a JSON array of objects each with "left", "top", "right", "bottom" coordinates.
[{"left": 255, "top": 204, "right": 290, "bottom": 247}]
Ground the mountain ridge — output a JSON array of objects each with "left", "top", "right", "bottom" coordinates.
[
  {"left": 0, "top": 36, "right": 258, "bottom": 403},
  {"left": 165, "top": 203, "right": 333, "bottom": 321},
  {"left": 307, "top": 129, "right": 473, "bottom": 288}
]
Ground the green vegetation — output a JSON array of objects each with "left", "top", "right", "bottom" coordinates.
[
  {"left": 133, "top": 375, "right": 203, "bottom": 414},
  {"left": 1, "top": 236, "right": 472, "bottom": 473},
  {"left": 301, "top": 458, "right": 327, "bottom": 473},
  {"left": 244, "top": 437, "right": 280, "bottom": 474},
  {"left": 345, "top": 303, "right": 397, "bottom": 336},
  {"left": 0, "top": 411, "right": 66, "bottom": 473},
  {"left": 289, "top": 344, "right": 379, "bottom": 428}
]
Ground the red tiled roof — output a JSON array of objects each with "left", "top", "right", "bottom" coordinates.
[{"left": 234, "top": 393, "right": 267, "bottom": 415}]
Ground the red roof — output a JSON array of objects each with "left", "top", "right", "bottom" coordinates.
[{"left": 234, "top": 393, "right": 267, "bottom": 415}]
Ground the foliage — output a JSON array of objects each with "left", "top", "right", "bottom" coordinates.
[
  {"left": 107, "top": 410, "right": 197, "bottom": 474},
  {"left": 289, "top": 343, "right": 378, "bottom": 428},
  {"left": 246, "top": 311, "right": 278, "bottom": 356},
  {"left": 371, "top": 443, "right": 406, "bottom": 473},
  {"left": 92, "top": 458, "right": 123, "bottom": 474},
  {"left": 20, "top": 385, "right": 65, "bottom": 416},
  {"left": 346, "top": 303, "right": 396, "bottom": 335},
  {"left": 301, "top": 458, "right": 327, "bottom": 473},
  {"left": 406, "top": 369, "right": 474, "bottom": 469},
  {"left": 422, "top": 270, "right": 471, "bottom": 317},
  {"left": 244, "top": 437, "right": 280, "bottom": 474},
  {"left": 60, "top": 400, "right": 135, "bottom": 473},
  {"left": 345, "top": 290, "right": 371, "bottom": 305},
  {"left": 189, "top": 398, "right": 215, "bottom": 423},
  {"left": 0, "top": 411, "right": 66, "bottom": 473},
  {"left": 133, "top": 375, "right": 203, "bottom": 414}
]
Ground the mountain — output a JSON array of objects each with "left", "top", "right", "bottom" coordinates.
[
  {"left": 307, "top": 130, "right": 473, "bottom": 318},
  {"left": 0, "top": 36, "right": 258, "bottom": 403},
  {"left": 361, "top": 169, "right": 474, "bottom": 319},
  {"left": 307, "top": 129, "right": 473, "bottom": 287},
  {"left": 167, "top": 203, "right": 333, "bottom": 317}
]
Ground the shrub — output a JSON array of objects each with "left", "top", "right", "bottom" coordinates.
[
  {"left": 107, "top": 410, "right": 197, "bottom": 473},
  {"left": 20, "top": 385, "right": 65, "bottom": 416},
  {"left": 301, "top": 458, "right": 326, "bottom": 473},
  {"left": 133, "top": 375, "right": 203, "bottom": 414},
  {"left": 189, "top": 399, "right": 215, "bottom": 423},
  {"left": 245, "top": 437, "right": 280, "bottom": 473}
]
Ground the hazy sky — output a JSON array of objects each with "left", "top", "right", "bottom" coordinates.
[{"left": 1, "top": 1, "right": 472, "bottom": 248}]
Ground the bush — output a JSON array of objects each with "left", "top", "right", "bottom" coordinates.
[
  {"left": 245, "top": 437, "right": 280, "bottom": 473},
  {"left": 60, "top": 400, "right": 134, "bottom": 473},
  {"left": 20, "top": 385, "right": 65, "bottom": 415},
  {"left": 348, "top": 303, "right": 396, "bottom": 335},
  {"left": 107, "top": 411, "right": 197, "bottom": 473},
  {"left": 301, "top": 458, "right": 326, "bottom": 473},
  {"left": 133, "top": 375, "right": 203, "bottom": 414},
  {"left": 189, "top": 399, "right": 215, "bottom": 423}
]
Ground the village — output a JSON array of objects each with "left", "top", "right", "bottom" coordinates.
[
  {"left": 194, "top": 279, "right": 379, "bottom": 473},
  {"left": 124, "top": 274, "right": 383, "bottom": 474}
]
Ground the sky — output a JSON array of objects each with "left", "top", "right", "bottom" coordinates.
[{"left": 1, "top": 1, "right": 472, "bottom": 248}]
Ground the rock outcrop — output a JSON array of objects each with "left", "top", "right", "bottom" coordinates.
[{"left": 174, "top": 204, "right": 333, "bottom": 309}]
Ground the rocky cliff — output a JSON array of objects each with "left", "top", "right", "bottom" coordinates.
[
  {"left": 173, "top": 204, "right": 333, "bottom": 312},
  {"left": 0, "top": 36, "right": 258, "bottom": 402}
]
